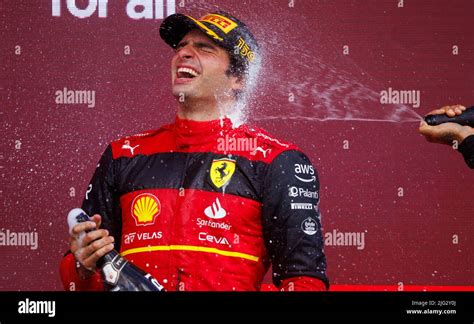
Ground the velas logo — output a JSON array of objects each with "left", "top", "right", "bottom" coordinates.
[
  {"left": 210, "top": 158, "right": 236, "bottom": 189},
  {"left": 131, "top": 193, "right": 161, "bottom": 226},
  {"left": 199, "top": 14, "right": 238, "bottom": 34},
  {"left": 123, "top": 231, "right": 163, "bottom": 245}
]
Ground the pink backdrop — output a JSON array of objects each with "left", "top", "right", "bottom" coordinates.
[{"left": 1, "top": 0, "right": 473, "bottom": 290}]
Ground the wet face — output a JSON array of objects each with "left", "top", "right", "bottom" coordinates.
[{"left": 171, "top": 29, "right": 242, "bottom": 102}]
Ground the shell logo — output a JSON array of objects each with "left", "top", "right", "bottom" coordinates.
[{"left": 131, "top": 193, "right": 161, "bottom": 226}]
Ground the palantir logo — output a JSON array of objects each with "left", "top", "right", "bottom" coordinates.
[
  {"left": 288, "top": 186, "right": 299, "bottom": 197},
  {"left": 288, "top": 186, "right": 319, "bottom": 199}
]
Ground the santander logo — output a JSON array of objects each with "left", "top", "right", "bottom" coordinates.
[{"left": 204, "top": 198, "right": 227, "bottom": 219}]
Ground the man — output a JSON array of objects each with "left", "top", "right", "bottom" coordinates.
[
  {"left": 60, "top": 11, "right": 328, "bottom": 291},
  {"left": 419, "top": 104, "right": 474, "bottom": 168}
]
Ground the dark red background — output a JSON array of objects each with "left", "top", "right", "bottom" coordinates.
[{"left": 1, "top": 0, "right": 473, "bottom": 290}]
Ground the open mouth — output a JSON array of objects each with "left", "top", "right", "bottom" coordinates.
[{"left": 176, "top": 67, "right": 200, "bottom": 80}]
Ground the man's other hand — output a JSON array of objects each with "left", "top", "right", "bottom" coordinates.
[{"left": 419, "top": 104, "right": 474, "bottom": 145}]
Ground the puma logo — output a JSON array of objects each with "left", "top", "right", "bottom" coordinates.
[
  {"left": 251, "top": 147, "right": 271, "bottom": 158},
  {"left": 122, "top": 140, "right": 139, "bottom": 155}
]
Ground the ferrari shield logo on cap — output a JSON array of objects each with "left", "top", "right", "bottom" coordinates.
[{"left": 210, "top": 158, "right": 236, "bottom": 189}]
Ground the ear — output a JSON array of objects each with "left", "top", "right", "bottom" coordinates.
[{"left": 229, "top": 74, "right": 245, "bottom": 92}]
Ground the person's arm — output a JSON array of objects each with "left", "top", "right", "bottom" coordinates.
[
  {"left": 262, "top": 150, "right": 329, "bottom": 291},
  {"left": 60, "top": 251, "right": 103, "bottom": 291},
  {"left": 458, "top": 135, "right": 474, "bottom": 168},
  {"left": 59, "top": 145, "right": 121, "bottom": 291},
  {"left": 419, "top": 105, "right": 474, "bottom": 168}
]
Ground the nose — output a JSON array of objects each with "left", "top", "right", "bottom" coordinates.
[{"left": 176, "top": 43, "right": 195, "bottom": 60}]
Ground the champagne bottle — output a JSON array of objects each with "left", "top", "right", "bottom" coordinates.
[
  {"left": 425, "top": 106, "right": 474, "bottom": 127},
  {"left": 67, "top": 208, "right": 165, "bottom": 291}
]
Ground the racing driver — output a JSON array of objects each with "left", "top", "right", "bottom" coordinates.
[{"left": 60, "top": 11, "right": 329, "bottom": 291}]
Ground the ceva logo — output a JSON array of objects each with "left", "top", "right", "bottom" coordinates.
[{"left": 199, "top": 232, "right": 230, "bottom": 245}]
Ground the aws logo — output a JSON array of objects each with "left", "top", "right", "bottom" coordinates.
[
  {"left": 131, "top": 193, "right": 161, "bottom": 226},
  {"left": 294, "top": 163, "right": 316, "bottom": 183}
]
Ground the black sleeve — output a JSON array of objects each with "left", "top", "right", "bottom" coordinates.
[
  {"left": 262, "top": 150, "right": 328, "bottom": 288},
  {"left": 458, "top": 135, "right": 474, "bottom": 169},
  {"left": 81, "top": 145, "right": 123, "bottom": 250}
]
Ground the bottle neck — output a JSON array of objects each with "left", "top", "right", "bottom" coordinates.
[{"left": 97, "top": 249, "right": 119, "bottom": 268}]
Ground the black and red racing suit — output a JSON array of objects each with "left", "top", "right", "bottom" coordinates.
[{"left": 60, "top": 117, "right": 328, "bottom": 291}]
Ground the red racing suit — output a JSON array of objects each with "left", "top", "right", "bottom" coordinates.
[{"left": 60, "top": 117, "right": 328, "bottom": 291}]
